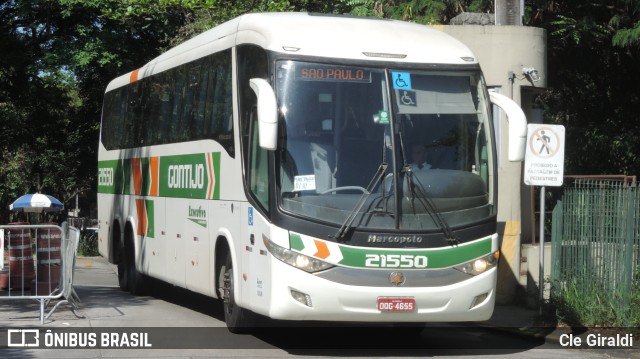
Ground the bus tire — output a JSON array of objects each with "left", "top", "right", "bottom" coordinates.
[
  {"left": 221, "top": 252, "right": 254, "bottom": 333},
  {"left": 124, "top": 225, "right": 147, "bottom": 296},
  {"left": 115, "top": 227, "right": 129, "bottom": 292}
]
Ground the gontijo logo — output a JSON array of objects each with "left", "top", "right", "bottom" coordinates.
[
  {"left": 168, "top": 164, "right": 205, "bottom": 189},
  {"left": 97, "top": 152, "right": 220, "bottom": 200}
]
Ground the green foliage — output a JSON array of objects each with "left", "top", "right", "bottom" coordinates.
[
  {"left": 337, "top": 0, "right": 493, "bottom": 24},
  {"left": 612, "top": 20, "right": 640, "bottom": 47},
  {"left": 344, "top": 0, "right": 382, "bottom": 17},
  {"left": 551, "top": 276, "right": 640, "bottom": 328},
  {"left": 531, "top": 0, "right": 640, "bottom": 175},
  {"left": 78, "top": 229, "right": 100, "bottom": 256}
]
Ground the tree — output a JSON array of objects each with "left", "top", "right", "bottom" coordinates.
[
  {"left": 529, "top": 1, "right": 640, "bottom": 174},
  {"left": 610, "top": 0, "right": 640, "bottom": 48},
  {"left": 0, "top": 0, "right": 192, "bottom": 221}
]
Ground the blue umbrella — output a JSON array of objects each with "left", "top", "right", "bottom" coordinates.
[{"left": 9, "top": 193, "right": 64, "bottom": 213}]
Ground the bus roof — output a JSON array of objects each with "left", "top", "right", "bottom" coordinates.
[{"left": 106, "top": 12, "right": 478, "bottom": 92}]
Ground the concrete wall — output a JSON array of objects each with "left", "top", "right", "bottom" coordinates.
[
  {"left": 521, "top": 243, "right": 552, "bottom": 308},
  {"left": 433, "top": 25, "right": 547, "bottom": 304}
]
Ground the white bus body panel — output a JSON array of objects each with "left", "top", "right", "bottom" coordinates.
[
  {"left": 97, "top": 139, "right": 244, "bottom": 298},
  {"left": 266, "top": 258, "right": 497, "bottom": 322},
  {"left": 237, "top": 209, "right": 498, "bottom": 322}
]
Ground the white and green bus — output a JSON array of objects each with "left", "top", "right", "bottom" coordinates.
[{"left": 97, "top": 12, "right": 526, "bottom": 332}]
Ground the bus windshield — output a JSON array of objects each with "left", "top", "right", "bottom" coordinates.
[{"left": 275, "top": 60, "right": 494, "bottom": 231}]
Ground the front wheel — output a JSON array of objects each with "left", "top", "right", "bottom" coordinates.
[{"left": 220, "top": 252, "right": 254, "bottom": 333}]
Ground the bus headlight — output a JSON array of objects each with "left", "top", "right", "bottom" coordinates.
[
  {"left": 453, "top": 251, "right": 499, "bottom": 276},
  {"left": 264, "top": 238, "right": 334, "bottom": 273}
]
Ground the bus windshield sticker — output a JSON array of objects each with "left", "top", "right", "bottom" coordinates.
[
  {"left": 294, "top": 175, "right": 316, "bottom": 191},
  {"left": 296, "top": 64, "right": 371, "bottom": 83},
  {"left": 399, "top": 90, "right": 417, "bottom": 106},
  {"left": 375, "top": 110, "right": 390, "bottom": 125},
  {"left": 391, "top": 71, "right": 412, "bottom": 90}
]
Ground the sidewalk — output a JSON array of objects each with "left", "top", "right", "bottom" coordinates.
[
  {"left": 480, "top": 296, "right": 640, "bottom": 356},
  {"left": 481, "top": 303, "right": 563, "bottom": 340},
  {"left": 1, "top": 256, "right": 227, "bottom": 328}
]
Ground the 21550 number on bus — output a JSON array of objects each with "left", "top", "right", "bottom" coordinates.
[{"left": 364, "top": 254, "right": 428, "bottom": 269}]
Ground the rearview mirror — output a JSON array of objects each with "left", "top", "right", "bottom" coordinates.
[
  {"left": 489, "top": 91, "right": 527, "bottom": 162},
  {"left": 249, "top": 78, "right": 278, "bottom": 151}
]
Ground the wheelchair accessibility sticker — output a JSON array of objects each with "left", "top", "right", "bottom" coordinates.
[
  {"left": 392, "top": 72, "right": 412, "bottom": 90},
  {"left": 399, "top": 91, "right": 416, "bottom": 106}
]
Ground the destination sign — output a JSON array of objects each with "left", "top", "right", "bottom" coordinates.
[{"left": 296, "top": 64, "right": 371, "bottom": 83}]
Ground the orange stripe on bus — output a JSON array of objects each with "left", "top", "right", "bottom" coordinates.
[
  {"left": 149, "top": 156, "right": 159, "bottom": 196},
  {"left": 206, "top": 153, "right": 214, "bottom": 199},
  {"left": 129, "top": 69, "right": 139, "bottom": 83},
  {"left": 135, "top": 198, "right": 147, "bottom": 237},
  {"left": 131, "top": 158, "right": 142, "bottom": 195},
  {"left": 314, "top": 240, "right": 330, "bottom": 259}
]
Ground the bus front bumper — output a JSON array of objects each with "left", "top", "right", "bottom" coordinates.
[{"left": 265, "top": 258, "right": 497, "bottom": 323}]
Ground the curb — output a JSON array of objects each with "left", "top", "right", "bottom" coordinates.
[{"left": 479, "top": 324, "right": 563, "bottom": 342}]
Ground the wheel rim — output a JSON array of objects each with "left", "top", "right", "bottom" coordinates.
[{"left": 223, "top": 266, "right": 235, "bottom": 316}]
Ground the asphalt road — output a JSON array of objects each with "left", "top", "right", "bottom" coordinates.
[{"left": 0, "top": 257, "right": 631, "bottom": 358}]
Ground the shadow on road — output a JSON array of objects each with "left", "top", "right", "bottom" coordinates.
[{"left": 136, "top": 277, "right": 551, "bottom": 355}]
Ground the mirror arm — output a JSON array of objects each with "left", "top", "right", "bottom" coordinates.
[
  {"left": 249, "top": 78, "right": 278, "bottom": 150},
  {"left": 489, "top": 91, "right": 527, "bottom": 162}
]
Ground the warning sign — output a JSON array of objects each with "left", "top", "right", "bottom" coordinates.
[{"left": 524, "top": 124, "right": 565, "bottom": 187}]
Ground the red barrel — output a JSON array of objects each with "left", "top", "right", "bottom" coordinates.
[
  {"left": 33, "top": 226, "right": 62, "bottom": 295},
  {"left": 7, "top": 223, "right": 34, "bottom": 289},
  {"left": 0, "top": 269, "right": 8, "bottom": 289}
]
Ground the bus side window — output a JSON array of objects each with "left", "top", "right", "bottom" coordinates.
[
  {"left": 170, "top": 66, "right": 186, "bottom": 143},
  {"left": 126, "top": 82, "right": 143, "bottom": 148}
]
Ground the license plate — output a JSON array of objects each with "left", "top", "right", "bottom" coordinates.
[{"left": 377, "top": 297, "right": 415, "bottom": 312}]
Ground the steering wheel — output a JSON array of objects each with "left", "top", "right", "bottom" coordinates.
[{"left": 319, "top": 186, "right": 370, "bottom": 195}]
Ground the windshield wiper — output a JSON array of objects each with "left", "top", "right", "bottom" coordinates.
[
  {"left": 403, "top": 166, "right": 460, "bottom": 245},
  {"left": 331, "top": 162, "right": 388, "bottom": 241}
]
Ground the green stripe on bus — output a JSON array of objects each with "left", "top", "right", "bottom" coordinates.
[
  {"left": 288, "top": 232, "right": 493, "bottom": 269},
  {"left": 122, "top": 158, "right": 132, "bottom": 194},
  {"left": 210, "top": 152, "right": 221, "bottom": 200},
  {"left": 336, "top": 236, "right": 492, "bottom": 269},
  {"left": 98, "top": 159, "right": 122, "bottom": 194},
  {"left": 97, "top": 152, "right": 220, "bottom": 200},
  {"left": 141, "top": 157, "right": 151, "bottom": 196},
  {"left": 159, "top": 153, "right": 210, "bottom": 199},
  {"left": 290, "top": 233, "right": 304, "bottom": 251},
  {"left": 145, "top": 199, "right": 155, "bottom": 238}
]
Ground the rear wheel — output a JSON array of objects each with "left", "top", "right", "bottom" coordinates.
[
  {"left": 220, "top": 251, "right": 254, "bottom": 333},
  {"left": 117, "top": 256, "right": 128, "bottom": 291},
  {"left": 116, "top": 229, "right": 129, "bottom": 291},
  {"left": 120, "top": 226, "right": 147, "bottom": 296}
]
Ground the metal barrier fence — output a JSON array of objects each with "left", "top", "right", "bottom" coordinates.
[
  {"left": 551, "top": 177, "right": 639, "bottom": 326},
  {"left": 0, "top": 222, "right": 83, "bottom": 324}
]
